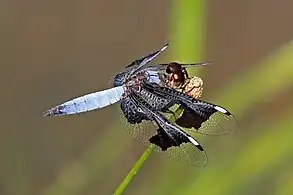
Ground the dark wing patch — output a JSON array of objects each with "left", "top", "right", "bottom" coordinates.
[
  {"left": 149, "top": 125, "right": 190, "bottom": 151},
  {"left": 175, "top": 99, "right": 237, "bottom": 135},
  {"left": 119, "top": 97, "right": 158, "bottom": 145},
  {"left": 140, "top": 83, "right": 237, "bottom": 135},
  {"left": 175, "top": 106, "right": 212, "bottom": 129},
  {"left": 120, "top": 98, "right": 147, "bottom": 124},
  {"left": 119, "top": 92, "right": 207, "bottom": 166},
  {"left": 149, "top": 119, "right": 207, "bottom": 166}
]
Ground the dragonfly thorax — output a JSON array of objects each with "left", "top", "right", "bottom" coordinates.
[{"left": 124, "top": 70, "right": 148, "bottom": 91}]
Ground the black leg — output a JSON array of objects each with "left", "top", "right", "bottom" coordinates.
[{"left": 182, "top": 68, "right": 190, "bottom": 79}]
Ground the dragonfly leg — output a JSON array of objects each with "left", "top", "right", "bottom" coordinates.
[{"left": 182, "top": 67, "right": 190, "bottom": 79}]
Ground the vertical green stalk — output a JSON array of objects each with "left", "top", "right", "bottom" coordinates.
[{"left": 113, "top": 146, "right": 154, "bottom": 195}]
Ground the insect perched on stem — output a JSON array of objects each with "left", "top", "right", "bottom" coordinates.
[{"left": 44, "top": 43, "right": 237, "bottom": 166}]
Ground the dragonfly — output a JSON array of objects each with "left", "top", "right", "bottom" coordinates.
[{"left": 44, "top": 43, "right": 237, "bottom": 166}]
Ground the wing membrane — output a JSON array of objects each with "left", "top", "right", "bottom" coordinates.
[
  {"left": 110, "top": 43, "right": 168, "bottom": 87},
  {"left": 127, "top": 43, "right": 168, "bottom": 75},
  {"left": 141, "top": 83, "right": 237, "bottom": 135},
  {"left": 175, "top": 102, "right": 237, "bottom": 135},
  {"left": 44, "top": 86, "right": 124, "bottom": 116},
  {"left": 120, "top": 92, "right": 207, "bottom": 166},
  {"left": 147, "top": 62, "right": 212, "bottom": 71}
]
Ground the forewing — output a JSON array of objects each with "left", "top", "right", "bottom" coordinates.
[
  {"left": 140, "top": 83, "right": 237, "bottom": 135},
  {"left": 127, "top": 43, "right": 168, "bottom": 74},
  {"left": 109, "top": 43, "right": 169, "bottom": 87},
  {"left": 44, "top": 86, "right": 124, "bottom": 116},
  {"left": 175, "top": 102, "right": 237, "bottom": 135}
]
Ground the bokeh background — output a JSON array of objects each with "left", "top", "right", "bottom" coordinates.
[{"left": 1, "top": 0, "right": 293, "bottom": 194}]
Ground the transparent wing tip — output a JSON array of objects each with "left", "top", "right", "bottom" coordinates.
[
  {"left": 164, "top": 143, "right": 209, "bottom": 167},
  {"left": 191, "top": 149, "right": 208, "bottom": 167},
  {"left": 182, "top": 61, "right": 214, "bottom": 68},
  {"left": 201, "top": 151, "right": 209, "bottom": 167}
]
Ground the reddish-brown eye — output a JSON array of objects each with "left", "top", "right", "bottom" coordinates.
[
  {"left": 166, "top": 62, "right": 185, "bottom": 84},
  {"left": 166, "top": 62, "right": 182, "bottom": 74}
]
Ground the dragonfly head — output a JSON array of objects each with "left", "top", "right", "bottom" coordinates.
[{"left": 166, "top": 62, "right": 185, "bottom": 87}]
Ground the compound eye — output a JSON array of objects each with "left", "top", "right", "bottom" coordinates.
[
  {"left": 166, "top": 65, "right": 172, "bottom": 74},
  {"left": 166, "top": 62, "right": 182, "bottom": 74}
]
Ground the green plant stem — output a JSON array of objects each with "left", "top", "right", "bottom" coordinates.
[{"left": 114, "top": 145, "right": 154, "bottom": 195}]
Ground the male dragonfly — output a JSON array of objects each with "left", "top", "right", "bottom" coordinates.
[{"left": 44, "top": 43, "right": 237, "bottom": 166}]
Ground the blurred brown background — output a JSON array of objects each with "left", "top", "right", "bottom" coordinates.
[{"left": 1, "top": 0, "right": 293, "bottom": 195}]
